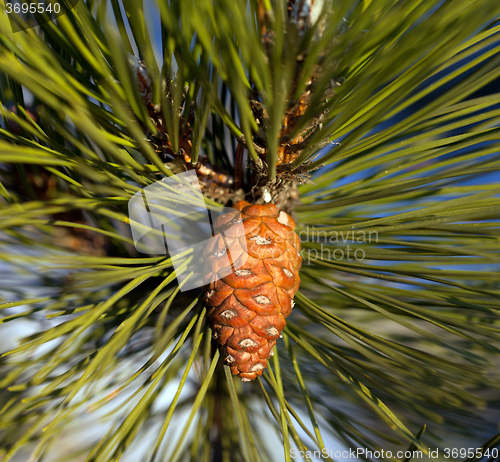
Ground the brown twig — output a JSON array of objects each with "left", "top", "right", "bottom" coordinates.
[
  {"left": 257, "top": 0, "right": 266, "bottom": 37},
  {"left": 234, "top": 143, "right": 244, "bottom": 191}
]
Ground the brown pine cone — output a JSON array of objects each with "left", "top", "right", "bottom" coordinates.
[{"left": 204, "top": 201, "right": 302, "bottom": 382}]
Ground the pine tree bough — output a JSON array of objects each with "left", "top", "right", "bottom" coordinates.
[{"left": 204, "top": 201, "right": 302, "bottom": 381}]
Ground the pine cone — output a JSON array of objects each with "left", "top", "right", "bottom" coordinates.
[{"left": 204, "top": 201, "right": 302, "bottom": 382}]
